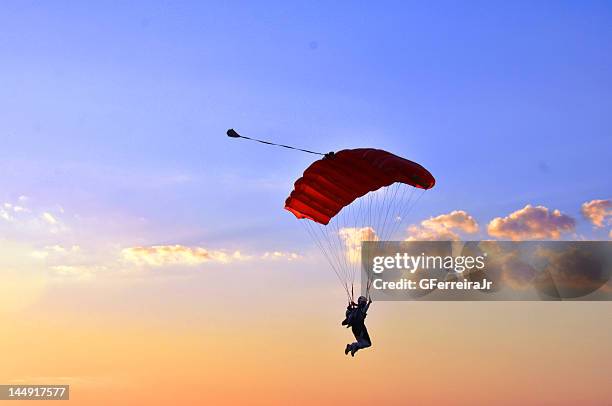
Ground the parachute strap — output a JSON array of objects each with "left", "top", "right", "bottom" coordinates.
[{"left": 227, "top": 129, "right": 332, "bottom": 157}]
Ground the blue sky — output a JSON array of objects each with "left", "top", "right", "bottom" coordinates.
[{"left": 1, "top": 1, "right": 611, "bottom": 253}]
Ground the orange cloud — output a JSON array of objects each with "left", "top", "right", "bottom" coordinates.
[
  {"left": 122, "top": 245, "right": 301, "bottom": 267},
  {"left": 406, "top": 210, "right": 479, "bottom": 241},
  {"left": 487, "top": 205, "right": 575, "bottom": 240},
  {"left": 581, "top": 199, "right": 611, "bottom": 228},
  {"left": 121, "top": 245, "right": 247, "bottom": 266},
  {"left": 405, "top": 225, "right": 461, "bottom": 241}
]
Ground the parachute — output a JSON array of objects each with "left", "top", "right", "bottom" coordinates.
[{"left": 285, "top": 148, "right": 435, "bottom": 301}]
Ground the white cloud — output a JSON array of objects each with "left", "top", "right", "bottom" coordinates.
[
  {"left": 41, "top": 212, "right": 59, "bottom": 225},
  {"left": 0, "top": 208, "right": 13, "bottom": 222},
  {"left": 261, "top": 251, "right": 301, "bottom": 261},
  {"left": 1, "top": 201, "right": 34, "bottom": 222},
  {"left": 339, "top": 227, "right": 378, "bottom": 263},
  {"left": 31, "top": 245, "right": 80, "bottom": 259},
  {"left": 49, "top": 265, "right": 100, "bottom": 279}
]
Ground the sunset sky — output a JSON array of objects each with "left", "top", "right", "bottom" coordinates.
[{"left": 1, "top": 1, "right": 611, "bottom": 404}]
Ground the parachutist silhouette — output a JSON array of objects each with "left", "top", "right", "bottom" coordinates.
[
  {"left": 230, "top": 131, "right": 437, "bottom": 353},
  {"left": 342, "top": 296, "right": 372, "bottom": 357}
]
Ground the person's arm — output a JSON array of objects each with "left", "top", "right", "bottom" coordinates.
[{"left": 363, "top": 297, "right": 372, "bottom": 312}]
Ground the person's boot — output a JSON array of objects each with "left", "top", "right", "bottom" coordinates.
[
  {"left": 344, "top": 344, "right": 351, "bottom": 355},
  {"left": 350, "top": 346, "right": 358, "bottom": 357}
]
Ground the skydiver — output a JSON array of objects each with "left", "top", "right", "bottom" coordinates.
[{"left": 342, "top": 295, "right": 372, "bottom": 357}]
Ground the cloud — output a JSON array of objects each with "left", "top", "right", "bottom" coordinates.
[
  {"left": 31, "top": 245, "right": 81, "bottom": 259},
  {"left": 487, "top": 205, "right": 575, "bottom": 240},
  {"left": 406, "top": 210, "right": 479, "bottom": 241},
  {"left": 0, "top": 208, "right": 13, "bottom": 222},
  {"left": 421, "top": 211, "right": 479, "bottom": 234},
  {"left": 532, "top": 246, "right": 610, "bottom": 298},
  {"left": 405, "top": 225, "right": 461, "bottom": 241},
  {"left": 41, "top": 212, "right": 58, "bottom": 225},
  {"left": 49, "top": 265, "right": 101, "bottom": 279},
  {"left": 339, "top": 227, "right": 378, "bottom": 263},
  {"left": 0, "top": 199, "right": 66, "bottom": 236},
  {"left": 121, "top": 245, "right": 246, "bottom": 266},
  {"left": 484, "top": 246, "right": 538, "bottom": 290},
  {"left": 261, "top": 251, "right": 301, "bottom": 261},
  {"left": 121, "top": 245, "right": 301, "bottom": 267},
  {"left": 0, "top": 201, "right": 29, "bottom": 222},
  {"left": 4, "top": 202, "right": 28, "bottom": 213},
  {"left": 581, "top": 199, "right": 611, "bottom": 228}
]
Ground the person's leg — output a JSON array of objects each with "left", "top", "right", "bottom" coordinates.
[
  {"left": 360, "top": 326, "right": 372, "bottom": 348},
  {"left": 356, "top": 336, "right": 371, "bottom": 349},
  {"left": 350, "top": 328, "right": 371, "bottom": 356}
]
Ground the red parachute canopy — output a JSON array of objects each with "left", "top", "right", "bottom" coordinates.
[{"left": 285, "top": 148, "right": 435, "bottom": 225}]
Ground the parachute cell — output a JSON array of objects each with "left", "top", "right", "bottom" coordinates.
[{"left": 285, "top": 149, "right": 435, "bottom": 225}]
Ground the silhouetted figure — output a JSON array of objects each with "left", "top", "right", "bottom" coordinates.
[{"left": 342, "top": 295, "right": 372, "bottom": 356}]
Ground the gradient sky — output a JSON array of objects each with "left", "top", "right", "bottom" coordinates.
[{"left": 1, "top": 1, "right": 611, "bottom": 405}]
